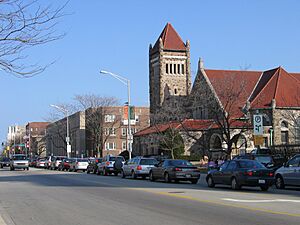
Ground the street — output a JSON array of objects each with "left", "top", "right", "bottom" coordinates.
[{"left": 0, "top": 168, "right": 299, "bottom": 225}]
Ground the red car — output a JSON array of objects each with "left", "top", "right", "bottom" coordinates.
[{"left": 58, "top": 158, "right": 72, "bottom": 171}]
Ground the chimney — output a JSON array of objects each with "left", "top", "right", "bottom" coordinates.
[{"left": 198, "top": 58, "right": 204, "bottom": 70}]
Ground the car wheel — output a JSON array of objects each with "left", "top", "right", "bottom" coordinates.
[
  {"left": 149, "top": 171, "right": 156, "bottom": 182},
  {"left": 260, "top": 185, "right": 269, "bottom": 191},
  {"left": 87, "top": 169, "right": 90, "bottom": 174},
  {"left": 23, "top": 168, "right": 26, "bottom": 170},
  {"left": 275, "top": 175, "right": 285, "bottom": 189},
  {"left": 191, "top": 179, "right": 198, "bottom": 184},
  {"left": 131, "top": 171, "right": 137, "bottom": 179},
  {"left": 10, "top": 167, "right": 14, "bottom": 171},
  {"left": 207, "top": 176, "right": 215, "bottom": 188},
  {"left": 164, "top": 172, "right": 170, "bottom": 183},
  {"left": 74, "top": 169, "right": 77, "bottom": 172},
  {"left": 27, "top": 167, "right": 29, "bottom": 171},
  {"left": 93, "top": 169, "right": 97, "bottom": 174},
  {"left": 0, "top": 164, "right": 3, "bottom": 168},
  {"left": 231, "top": 177, "right": 241, "bottom": 190}
]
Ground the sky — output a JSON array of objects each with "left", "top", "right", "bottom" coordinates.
[{"left": 1, "top": 0, "right": 300, "bottom": 142}]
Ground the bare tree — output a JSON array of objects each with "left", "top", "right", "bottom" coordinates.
[
  {"left": 0, "top": 0, "right": 68, "bottom": 77},
  {"left": 208, "top": 74, "right": 250, "bottom": 156}
]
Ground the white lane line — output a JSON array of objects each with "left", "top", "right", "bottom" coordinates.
[
  {"left": 0, "top": 215, "right": 7, "bottom": 225},
  {"left": 222, "top": 198, "right": 300, "bottom": 203}
]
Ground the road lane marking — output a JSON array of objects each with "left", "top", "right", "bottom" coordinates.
[
  {"left": 128, "top": 188, "right": 300, "bottom": 218},
  {"left": 0, "top": 215, "right": 7, "bottom": 225},
  {"left": 222, "top": 198, "right": 300, "bottom": 203}
]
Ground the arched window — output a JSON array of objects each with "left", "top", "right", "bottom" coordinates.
[
  {"left": 281, "top": 121, "right": 289, "bottom": 145},
  {"left": 296, "top": 117, "right": 300, "bottom": 144},
  {"left": 210, "top": 135, "right": 222, "bottom": 150}
]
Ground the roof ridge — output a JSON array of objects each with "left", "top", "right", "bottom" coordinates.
[
  {"left": 274, "top": 67, "right": 282, "bottom": 100},
  {"left": 204, "top": 68, "right": 262, "bottom": 73},
  {"left": 247, "top": 71, "right": 265, "bottom": 102},
  {"left": 250, "top": 67, "right": 280, "bottom": 105}
]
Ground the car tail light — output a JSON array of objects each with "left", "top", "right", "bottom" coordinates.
[
  {"left": 96, "top": 159, "right": 98, "bottom": 163},
  {"left": 106, "top": 161, "right": 110, "bottom": 165},
  {"left": 137, "top": 165, "right": 142, "bottom": 170},
  {"left": 174, "top": 168, "right": 182, "bottom": 171},
  {"left": 245, "top": 171, "right": 253, "bottom": 176},
  {"left": 269, "top": 172, "right": 274, "bottom": 177}
]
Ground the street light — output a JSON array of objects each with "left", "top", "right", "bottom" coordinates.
[
  {"left": 50, "top": 104, "right": 71, "bottom": 158},
  {"left": 100, "top": 70, "right": 132, "bottom": 159}
]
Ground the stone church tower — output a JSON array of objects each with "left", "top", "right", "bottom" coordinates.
[{"left": 149, "top": 23, "right": 191, "bottom": 124}]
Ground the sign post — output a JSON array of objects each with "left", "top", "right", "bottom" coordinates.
[{"left": 253, "top": 115, "right": 263, "bottom": 146}]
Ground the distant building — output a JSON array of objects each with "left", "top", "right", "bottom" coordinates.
[
  {"left": 25, "top": 122, "right": 49, "bottom": 157},
  {"left": 46, "top": 106, "right": 150, "bottom": 158},
  {"left": 6, "top": 125, "right": 25, "bottom": 155}
]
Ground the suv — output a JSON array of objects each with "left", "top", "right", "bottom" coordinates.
[
  {"left": 10, "top": 154, "right": 29, "bottom": 170},
  {"left": 45, "top": 156, "right": 55, "bottom": 169},
  {"left": 0, "top": 157, "right": 10, "bottom": 168},
  {"left": 122, "top": 157, "right": 158, "bottom": 179},
  {"left": 275, "top": 154, "right": 300, "bottom": 189},
  {"left": 97, "top": 155, "right": 125, "bottom": 176}
]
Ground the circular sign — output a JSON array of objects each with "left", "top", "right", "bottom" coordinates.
[{"left": 255, "top": 116, "right": 261, "bottom": 123}]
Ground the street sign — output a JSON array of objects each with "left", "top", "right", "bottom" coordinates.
[
  {"left": 253, "top": 115, "right": 263, "bottom": 135},
  {"left": 67, "top": 144, "right": 71, "bottom": 153},
  {"left": 253, "top": 135, "right": 264, "bottom": 146}
]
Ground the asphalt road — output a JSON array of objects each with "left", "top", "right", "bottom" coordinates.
[{"left": 0, "top": 167, "right": 299, "bottom": 225}]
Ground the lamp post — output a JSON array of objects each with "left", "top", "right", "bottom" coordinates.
[
  {"left": 100, "top": 70, "right": 132, "bottom": 159},
  {"left": 50, "top": 104, "right": 71, "bottom": 158}
]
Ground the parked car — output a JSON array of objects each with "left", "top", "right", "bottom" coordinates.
[
  {"left": 50, "top": 156, "right": 66, "bottom": 170},
  {"left": 58, "top": 158, "right": 72, "bottom": 171},
  {"left": 149, "top": 159, "right": 200, "bottom": 184},
  {"left": 29, "top": 158, "right": 38, "bottom": 167},
  {"left": 45, "top": 156, "right": 55, "bottom": 169},
  {"left": 275, "top": 154, "right": 300, "bottom": 189},
  {"left": 69, "top": 158, "right": 89, "bottom": 172},
  {"left": 122, "top": 157, "right": 158, "bottom": 179},
  {"left": 97, "top": 155, "right": 125, "bottom": 176},
  {"left": 36, "top": 159, "right": 46, "bottom": 168},
  {"left": 234, "top": 154, "right": 278, "bottom": 170},
  {"left": 0, "top": 157, "right": 10, "bottom": 168},
  {"left": 87, "top": 158, "right": 102, "bottom": 174},
  {"left": 206, "top": 159, "right": 274, "bottom": 191},
  {"left": 10, "top": 154, "right": 29, "bottom": 171}
]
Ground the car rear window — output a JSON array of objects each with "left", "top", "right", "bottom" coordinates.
[
  {"left": 169, "top": 160, "right": 193, "bottom": 166},
  {"left": 238, "top": 160, "right": 265, "bottom": 169},
  {"left": 254, "top": 156, "right": 272, "bottom": 164},
  {"left": 140, "top": 158, "right": 158, "bottom": 165},
  {"left": 77, "top": 159, "right": 88, "bottom": 162}
]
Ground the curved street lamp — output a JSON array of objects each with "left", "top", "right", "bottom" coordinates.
[{"left": 100, "top": 70, "right": 132, "bottom": 159}]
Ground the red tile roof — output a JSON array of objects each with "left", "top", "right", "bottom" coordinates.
[
  {"left": 250, "top": 67, "right": 300, "bottom": 108},
  {"left": 134, "top": 119, "right": 215, "bottom": 137},
  {"left": 204, "top": 69, "right": 262, "bottom": 117},
  {"left": 153, "top": 23, "right": 186, "bottom": 51}
]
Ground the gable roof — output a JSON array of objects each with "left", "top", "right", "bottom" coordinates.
[
  {"left": 153, "top": 23, "right": 186, "bottom": 51},
  {"left": 204, "top": 69, "right": 262, "bottom": 117},
  {"left": 249, "top": 67, "right": 300, "bottom": 108}
]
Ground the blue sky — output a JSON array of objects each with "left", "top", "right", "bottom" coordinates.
[{"left": 1, "top": 0, "right": 300, "bottom": 142}]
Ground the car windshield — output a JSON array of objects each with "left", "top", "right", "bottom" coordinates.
[
  {"left": 254, "top": 156, "right": 272, "bottom": 164},
  {"left": 13, "top": 155, "right": 27, "bottom": 160},
  {"left": 169, "top": 160, "right": 193, "bottom": 166},
  {"left": 238, "top": 160, "right": 265, "bottom": 169},
  {"left": 140, "top": 158, "right": 158, "bottom": 165},
  {"left": 2, "top": 158, "right": 10, "bottom": 162}
]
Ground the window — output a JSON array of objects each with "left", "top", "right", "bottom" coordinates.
[
  {"left": 170, "top": 63, "right": 172, "bottom": 74},
  {"left": 105, "top": 114, "right": 115, "bottom": 122},
  {"left": 296, "top": 117, "right": 300, "bottom": 144},
  {"left": 219, "top": 161, "right": 229, "bottom": 171},
  {"left": 287, "top": 156, "right": 300, "bottom": 167},
  {"left": 122, "top": 128, "right": 127, "bottom": 136},
  {"left": 122, "top": 141, "right": 127, "bottom": 150},
  {"left": 174, "top": 88, "right": 177, "bottom": 95},
  {"left": 105, "top": 142, "right": 116, "bottom": 150},
  {"left": 281, "top": 131, "right": 288, "bottom": 144},
  {"left": 178, "top": 64, "right": 181, "bottom": 74},
  {"left": 106, "top": 128, "right": 116, "bottom": 136},
  {"left": 181, "top": 64, "right": 184, "bottom": 74},
  {"left": 227, "top": 161, "right": 237, "bottom": 170},
  {"left": 174, "top": 64, "right": 176, "bottom": 74},
  {"left": 166, "top": 64, "right": 169, "bottom": 74}
]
